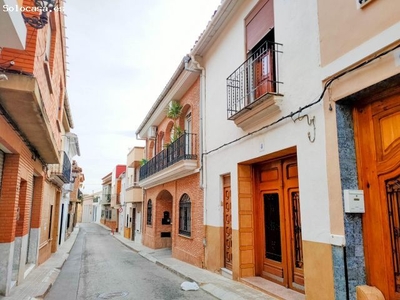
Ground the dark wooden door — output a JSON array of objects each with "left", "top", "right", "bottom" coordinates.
[
  {"left": 131, "top": 208, "right": 136, "bottom": 241},
  {"left": 223, "top": 175, "right": 232, "bottom": 270},
  {"left": 353, "top": 93, "right": 400, "bottom": 299},
  {"left": 256, "top": 157, "right": 304, "bottom": 292}
]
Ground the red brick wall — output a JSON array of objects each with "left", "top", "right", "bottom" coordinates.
[
  {"left": 150, "top": 78, "right": 201, "bottom": 156},
  {"left": 0, "top": 154, "right": 21, "bottom": 243},
  {"left": 105, "top": 220, "right": 117, "bottom": 232},
  {"left": 142, "top": 173, "right": 204, "bottom": 267},
  {"left": 173, "top": 173, "right": 204, "bottom": 268}
]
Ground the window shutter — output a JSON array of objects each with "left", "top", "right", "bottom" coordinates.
[{"left": 245, "top": 0, "right": 274, "bottom": 52}]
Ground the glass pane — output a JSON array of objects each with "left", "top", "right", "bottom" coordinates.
[{"left": 264, "top": 193, "right": 281, "bottom": 262}]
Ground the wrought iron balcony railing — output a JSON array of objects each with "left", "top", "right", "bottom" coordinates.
[
  {"left": 48, "top": 151, "right": 71, "bottom": 184},
  {"left": 227, "top": 40, "right": 282, "bottom": 119},
  {"left": 140, "top": 132, "right": 197, "bottom": 181}
]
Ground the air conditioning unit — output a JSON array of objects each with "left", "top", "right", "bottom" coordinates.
[{"left": 148, "top": 126, "right": 157, "bottom": 139}]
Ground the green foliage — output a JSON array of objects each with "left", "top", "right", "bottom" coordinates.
[{"left": 166, "top": 100, "right": 184, "bottom": 142}]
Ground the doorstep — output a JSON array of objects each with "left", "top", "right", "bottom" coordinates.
[{"left": 240, "top": 277, "right": 305, "bottom": 300}]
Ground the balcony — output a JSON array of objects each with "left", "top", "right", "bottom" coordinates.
[
  {"left": 126, "top": 185, "right": 142, "bottom": 203},
  {"left": 127, "top": 147, "right": 144, "bottom": 168},
  {"left": 0, "top": 73, "right": 60, "bottom": 163},
  {"left": 48, "top": 151, "right": 71, "bottom": 187},
  {"left": 139, "top": 133, "right": 198, "bottom": 188},
  {"left": 227, "top": 41, "right": 283, "bottom": 129}
]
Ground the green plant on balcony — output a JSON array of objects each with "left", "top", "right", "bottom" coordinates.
[
  {"left": 166, "top": 100, "right": 183, "bottom": 143},
  {"left": 140, "top": 158, "right": 148, "bottom": 166}
]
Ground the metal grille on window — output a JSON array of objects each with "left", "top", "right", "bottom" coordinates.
[
  {"left": 292, "top": 191, "right": 303, "bottom": 268},
  {"left": 147, "top": 199, "right": 152, "bottom": 225},
  {"left": 386, "top": 176, "right": 400, "bottom": 292},
  {"left": 179, "top": 194, "right": 191, "bottom": 237}
]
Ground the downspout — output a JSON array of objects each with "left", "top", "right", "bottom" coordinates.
[{"left": 184, "top": 55, "right": 208, "bottom": 266}]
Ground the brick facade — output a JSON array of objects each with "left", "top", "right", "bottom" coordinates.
[{"left": 141, "top": 78, "right": 205, "bottom": 267}]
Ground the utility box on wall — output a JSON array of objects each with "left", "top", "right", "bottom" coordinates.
[{"left": 344, "top": 189, "right": 365, "bottom": 213}]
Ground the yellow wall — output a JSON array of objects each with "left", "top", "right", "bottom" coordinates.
[
  {"left": 205, "top": 225, "right": 224, "bottom": 272},
  {"left": 303, "top": 240, "right": 335, "bottom": 299},
  {"left": 317, "top": 0, "right": 400, "bottom": 66}
]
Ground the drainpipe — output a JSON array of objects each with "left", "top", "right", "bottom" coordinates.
[{"left": 184, "top": 54, "right": 208, "bottom": 264}]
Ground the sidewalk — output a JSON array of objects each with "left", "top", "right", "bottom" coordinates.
[
  {"left": 107, "top": 225, "right": 276, "bottom": 300},
  {"left": 0, "top": 227, "right": 79, "bottom": 300}
]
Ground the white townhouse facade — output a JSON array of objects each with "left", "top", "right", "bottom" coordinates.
[{"left": 186, "top": 0, "right": 327, "bottom": 298}]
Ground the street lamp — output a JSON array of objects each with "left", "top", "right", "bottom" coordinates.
[{"left": 22, "top": 0, "right": 57, "bottom": 29}]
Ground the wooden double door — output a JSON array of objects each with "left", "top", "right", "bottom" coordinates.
[
  {"left": 254, "top": 156, "right": 304, "bottom": 292},
  {"left": 353, "top": 93, "right": 400, "bottom": 299}
]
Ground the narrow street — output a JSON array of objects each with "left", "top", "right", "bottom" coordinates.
[{"left": 45, "top": 223, "right": 215, "bottom": 300}]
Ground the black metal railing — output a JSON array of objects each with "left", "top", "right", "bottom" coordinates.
[
  {"left": 62, "top": 151, "right": 71, "bottom": 183},
  {"left": 140, "top": 132, "right": 197, "bottom": 180},
  {"left": 226, "top": 40, "right": 282, "bottom": 119}
]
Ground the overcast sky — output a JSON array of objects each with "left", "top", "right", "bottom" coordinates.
[{"left": 65, "top": 0, "right": 221, "bottom": 193}]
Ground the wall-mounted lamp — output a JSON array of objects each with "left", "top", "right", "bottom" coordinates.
[{"left": 22, "top": 0, "right": 57, "bottom": 29}]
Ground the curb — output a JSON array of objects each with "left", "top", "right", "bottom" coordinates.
[{"left": 155, "top": 261, "right": 194, "bottom": 283}]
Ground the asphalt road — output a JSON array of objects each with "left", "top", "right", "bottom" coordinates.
[{"left": 45, "top": 223, "right": 215, "bottom": 300}]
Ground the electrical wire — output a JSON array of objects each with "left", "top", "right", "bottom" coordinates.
[{"left": 202, "top": 42, "right": 400, "bottom": 157}]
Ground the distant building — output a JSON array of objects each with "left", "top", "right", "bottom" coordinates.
[
  {"left": 101, "top": 165, "right": 126, "bottom": 232},
  {"left": 82, "top": 191, "right": 102, "bottom": 224},
  {"left": 123, "top": 147, "right": 144, "bottom": 242}
]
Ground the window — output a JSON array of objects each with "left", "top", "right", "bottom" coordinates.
[
  {"left": 147, "top": 199, "right": 152, "bottom": 225},
  {"left": 179, "top": 194, "right": 191, "bottom": 237},
  {"left": 226, "top": 0, "right": 282, "bottom": 125},
  {"left": 185, "top": 112, "right": 192, "bottom": 155},
  {"left": 246, "top": 0, "right": 275, "bottom": 103}
]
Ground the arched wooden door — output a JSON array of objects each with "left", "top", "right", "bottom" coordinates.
[{"left": 353, "top": 93, "right": 400, "bottom": 299}]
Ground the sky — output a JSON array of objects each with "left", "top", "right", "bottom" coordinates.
[{"left": 64, "top": 0, "right": 221, "bottom": 194}]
